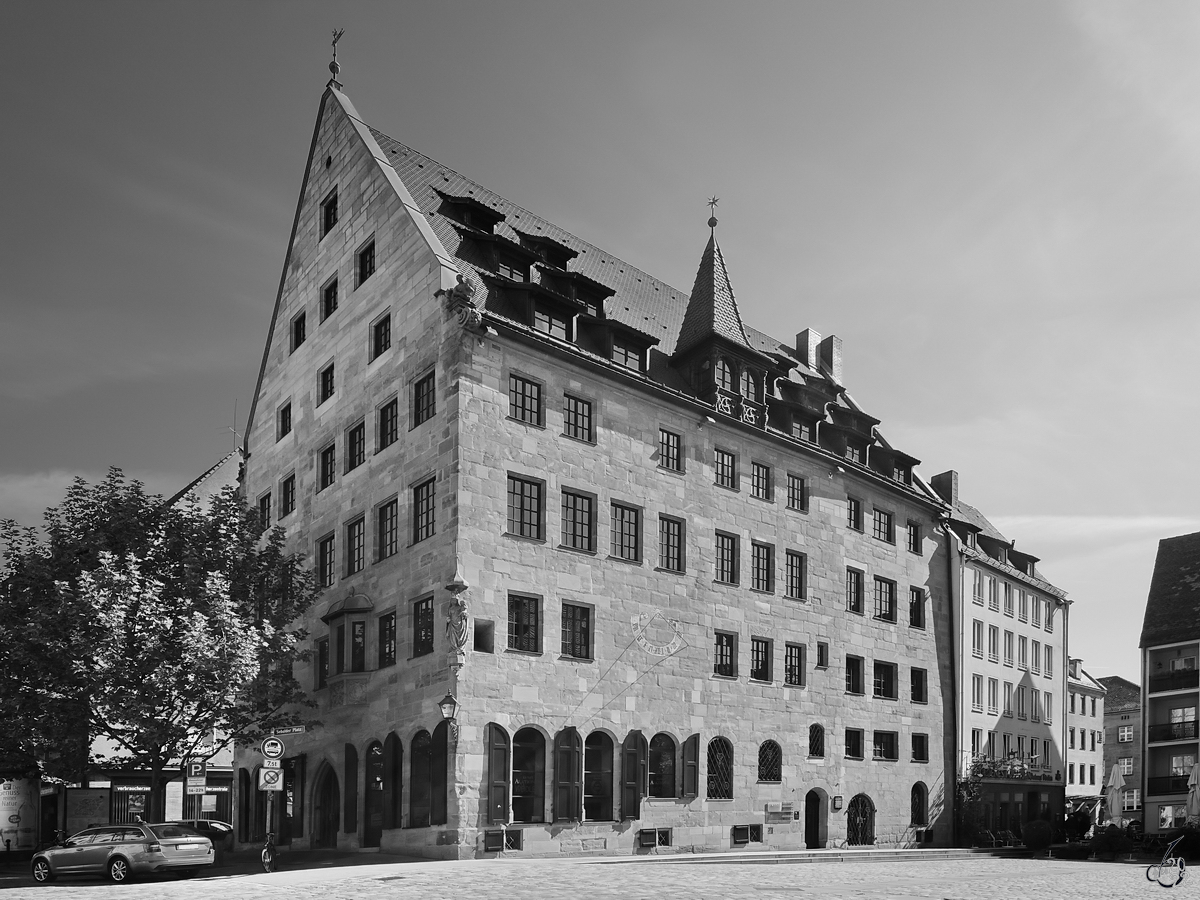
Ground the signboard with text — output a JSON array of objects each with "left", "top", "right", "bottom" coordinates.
[{"left": 185, "top": 759, "right": 207, "bottom": 796}]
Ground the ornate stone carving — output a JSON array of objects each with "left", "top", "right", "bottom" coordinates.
[
  {"left": 445, "top": 565, "right": 471, "bottom": 665},
  {"left": 715, "top": 394, "right": 733, "bottom": 416},
  {"left": 447, "top": 594, "right": 469, "bottom": 653},
  {"left": 437, "top": 273, "right": 484, "bottom": 332},
  {"left": 741, "top": 404, "right": 757, "bottom": 425}
]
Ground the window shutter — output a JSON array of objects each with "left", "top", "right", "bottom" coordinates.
[
  {"left": 554, "top": 727, "right": 582, "bottom": 822},
  {"left": 487, "top": 725, "right": 510, "bottom": 825},
  {"left": 621, "top": 730, "right": 646, "bottom": 820},
  {"left": 683, "top": 733, "right": 699, "bottom": 797}
]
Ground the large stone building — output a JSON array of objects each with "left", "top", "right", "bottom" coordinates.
[
  {"left": 1097, "top": 675, "right": 1141, "bottom": 823},
  {"left": 1139, "top": 531, "right": 1200, "bottom": 835},
  {"left": 234, "top": 80, "right": 959, "bottom": 858},
  {"left": 929, "top": 471, "right": 1068, "bottom": 839}
]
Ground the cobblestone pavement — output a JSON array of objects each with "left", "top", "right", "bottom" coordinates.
[{"left": 0, "top": 854, "right": 1181, "bottom": 900}]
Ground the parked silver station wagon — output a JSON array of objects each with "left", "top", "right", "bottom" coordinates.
[{"left": 30, "top": 823, "right": 214, "bottom": 884}]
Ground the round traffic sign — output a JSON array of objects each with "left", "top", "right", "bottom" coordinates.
[{"left": 261, "top": 737, "right": 285, "bottom": 759}]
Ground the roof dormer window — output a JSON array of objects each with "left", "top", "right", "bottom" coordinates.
[
  {"left": 498, "top": 254, "right": 529, "bottom": 282},
  {"left": 534, "top": 307, "right": 571, "bottom": 341},
  {"left": 716, "top": 358, "right": 735, "bottom": 392},
  {"left": 791, "top": 413, "right": 816, "bottom": 442},
  {"left": 740, "top": 368, "right": 762, "bottom": 403},
  {"left": 612, "top": 338, "right": 642, "bottom": 372}
]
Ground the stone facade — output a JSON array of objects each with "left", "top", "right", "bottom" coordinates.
[{"left": 235, "top": 84, "right": 956, "bottom": 859}]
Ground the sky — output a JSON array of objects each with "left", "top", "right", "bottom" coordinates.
[{"left": 4, "top": 1, "right": 1199, "bottom": 683}]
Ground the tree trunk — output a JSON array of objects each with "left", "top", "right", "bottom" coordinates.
[{"left": 149, "top": 761, "right": 165, "bottom": 823}]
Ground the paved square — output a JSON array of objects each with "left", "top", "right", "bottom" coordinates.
[{"left": 0, "top": 855, "right": 1179, "bottom": 900}]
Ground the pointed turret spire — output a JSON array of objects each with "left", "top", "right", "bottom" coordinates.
[{"left": 674, "top": 203, "right": 753, "bottom": 358}]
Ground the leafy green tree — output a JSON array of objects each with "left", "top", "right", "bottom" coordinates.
[{"left": 0, "top": 469, "right": 317, "bottom": 818}]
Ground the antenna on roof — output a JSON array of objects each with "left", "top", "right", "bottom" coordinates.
[
  {"left": 329, "top": 28, "right": 345, "bottom": 88},
  {"left": 223, "top": 399, "right": 242, "bottom": 452},
  {"left": 707, "top": 196, "right": 719, "bottom": 232}
]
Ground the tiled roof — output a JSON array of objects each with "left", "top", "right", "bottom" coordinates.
[
  {"left": 366, "top": 118, "right": 935, "bottom": 495},
  {"left": 1140, "top": 531, "right": 1200, "bottom": 648},
  {"left": 1068, "top": 665, "right": 1106, "bottom": 695},
  {"left": 952, "top": 500, "right": 1009, "bottom": 543},
  {"left": 1097, "top": 676, "right": 1140, "bottom": 712},
  {"left": 674, "top": 233, "right": 752, "bottom": 357}
]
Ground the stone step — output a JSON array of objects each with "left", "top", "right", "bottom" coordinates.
[{"left": 601, "top": 847, "right": 983, "bottom": 865}]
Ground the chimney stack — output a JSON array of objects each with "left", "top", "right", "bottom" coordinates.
[
  {"left": 818, "top": 334, "right": 842, "bottom": 384},
  {"left": 796, "top": 329, "right": 821, "bottom": 370},
  {"left": 931, "top": 470, "right": 958, "bottom": 506}
]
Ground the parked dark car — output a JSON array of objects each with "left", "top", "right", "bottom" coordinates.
[{"left": 30, "top": 823, "right": 213, "bottom": 884}]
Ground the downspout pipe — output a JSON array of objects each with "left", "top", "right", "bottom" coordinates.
[{"left": 941, "top": 513, "right": 961, "bottom": 848}]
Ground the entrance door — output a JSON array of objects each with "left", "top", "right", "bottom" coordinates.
[
  {"left": 846, "top": 794, "right": 874, "bottom": 846},
  {"left": 363, "top": 742, "right": 384, "bottom": 848},
  {"left": 314, "top": 770, "right": 340, "bottom": 849},
  {"left": 804, "top": 790, "right": 823, "bottom": 849}
]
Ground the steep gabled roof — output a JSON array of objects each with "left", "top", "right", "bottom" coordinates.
[
  {"left": 357, "top": 105, "right": 936, "bottom": 504},
  {"left": 167, "top": 450, "right": 241, "bottom": 508},
  {"left": 674, "top": 233, "right": 753, "bottom": 358},
  {"left": 1097, "top": 676, "right": 1140, "bottom": 712},
  {"left": 1140, "top": 531, "right": 1200, "bottom": 648}
]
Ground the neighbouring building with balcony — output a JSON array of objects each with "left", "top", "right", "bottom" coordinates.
[
  {"left": 1098, "top": 675, "right": 1142, "bottom": 823},
  {"left": 232, "top": 80, "right": 958, "bottom": 858},
  {"left": 1139, "top": 531, "right": 1200, "bottom": 834},
  {"left": 1064, "top": 659, "right": 1105, "bottom": 826},
  {"left": 930, "top": 471, "right": 1068, "bottom": 841}
]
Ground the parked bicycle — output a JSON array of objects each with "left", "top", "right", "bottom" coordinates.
[{"left": 261, "top": 830, "right": 276, "bottom": 873}]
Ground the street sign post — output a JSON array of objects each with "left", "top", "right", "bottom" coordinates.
[
  {"left": 261, "top": 737, "right": 285, "bottom": 760},
  {"left": 271, "top": 725, "right": 308, "bottom": 736},
  {"left": 185, "top": 759, "right": 207, "bottom": 796},
  {"left": 258, "top": 768, "right": 283, "bottom": 791}
]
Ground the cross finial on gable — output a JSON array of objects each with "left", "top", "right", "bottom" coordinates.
[{"left": 329, "top": 28, "right": 345, "bottom": 87}]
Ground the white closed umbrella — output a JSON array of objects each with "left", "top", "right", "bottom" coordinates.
[
  {"left": 1186, "top": 763, "right": 1200, "bottom": 821},
  {"left": 1106, "top": 766, "right": 1126, "bottom": 826}
]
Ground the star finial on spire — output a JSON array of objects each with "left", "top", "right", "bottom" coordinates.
[
  {"left": 329, "top": 28, "right": 345, "bottom": 86},
  {"left": 707, "top": 196, "right": 719, "bottom": 230}
]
